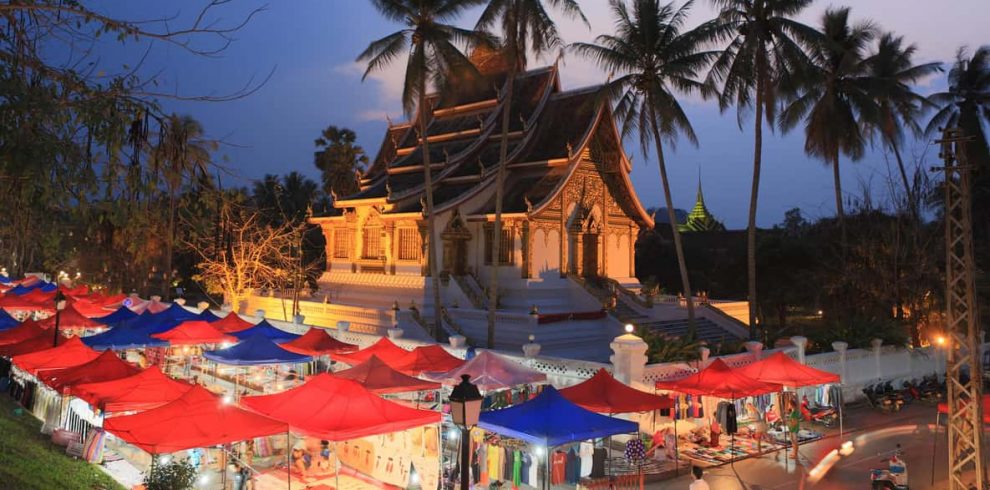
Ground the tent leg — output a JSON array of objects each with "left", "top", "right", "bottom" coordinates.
[
  {"left": 838, "top": 385, "right": 844, "bottom": 442},
  {"left": 673, "top": 418, "right": 679, "bottom": 475},
  {"left": 335, "top": 441, "right": 341, "bottom": 490},
  {"left": 932, "top": 412, "right": 939, "bottom": 485},
  {"left": 286, "top": 430, "right": 291, "bottom": 490}
]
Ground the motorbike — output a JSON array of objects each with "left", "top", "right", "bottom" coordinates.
[
  {"left": 862, "top": 385, "right": 903, "bottom": 413},
  {"left": 800, "top": 396, "right": 838, "bottom": 427},
  {"left": 870, "top": 445, "right": 908, "bottom": 489}
]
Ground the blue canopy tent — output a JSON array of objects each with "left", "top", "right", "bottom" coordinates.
[
  {"left": 159, "top": 303, "right": 200, "bottom": 322},
  {"left": 113, "top": 312, "right": 182, "bottom": 335},
  {"left": 82, "top": 325, "right": 169, "bottom": 350},
  {"left": 203, "top": 334, "right": 311, "bottom": 366},
  {"left": 230, "top": 320, "right": 300, "bottom": 344},
  {"left": 7, "top": 284, "right": 38, "bottom": 296},
  {"left": 198, "top": 310, "right": 222, "bottom": 323},
  {"left": 0, "top": 309, "right": 20, "bottom": 331},
  {"left": 38, "top": 283, "right": 57, "bottom": 293},
  {"left": 478, "top": 386, "right": 639, "bottom": 447},
  {"left": 0, "top": 275, "right": 11, "bottom": 284},
  {"left": 96, "top": 306, "right": 139, "bottom": 325}
]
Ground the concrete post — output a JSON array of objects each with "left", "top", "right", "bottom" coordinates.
[
  {"left": 743, "top": 341, "right": 764, "bottom": 362},
  {"left": 174, "top": 298, "right": 186, "bottom": 306},
  {"left": 610, "top": 331, "right": 649, "bottom": 385},
  {"left": 387, "top": 327, "right": 404, "bottom": 339},
  {"left": 522, "top": 335, "right": 541, "bottom": 358},
  {"left": 197, "top": 301, "right": 210, "bottom": 312},
  {"left": 255, "top": 309, "right": 265, "bottom": 320},
  {"left": 871, "top": 338, "right": 883, "bottom": 380},
  {"left": 831, "top": 341, "right": 849, "bottom": 384},
  {"left": 293, "top": 314, "right": 304, "bottom": 325},
  {"left": 699, "top": 346, "right": 711, "bottom": 368},
  {"left": 790, "top": 336, "right": 808, "bottom": 364},
  {"left": 449, "top": 335, "right": 466, "bottom": 349}
]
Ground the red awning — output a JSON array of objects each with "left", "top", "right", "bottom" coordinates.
[
  {"left": 0, "top": 332, "right": 73, "bottom": 357},
  {"left": 37, "top": 350, "right": 140, "bottom": 391},
  {"left": 240, "top": 374, "right": 440, "bottom": 441},
  {"left": 151, "top": 320, "right": 237, "bottom": 346},
  {"left": 103, "top": 385, "right": 287, "bottom": 454},
  {"left": 390, "top": 345, "right": 465, "bottom": 376},
  {"left": 212, "top": 313, "right": 256, "bottom": 333},
  {"left": 735, "top": 351, "right": 840, "bottom": 388},
  {"left": 559, "top": 369, "right": 672, "bottom": 413},
  {"left": 0, "top": 293, "right": 53, "bottom": 312},
  {"left": 333, "top": 355, "right": 441, "bottom": 394},
  {"left": 11, "top": 336, "right": 100, "bottom": 375},
  {"left": 0, "top": 319, "right": 47, "bottom": 346},
  {"left": 71, "top": 366, "right": 193, "bottom": 414},
  {"left": 332, "top": 337, "right": 409, "bottom": 365},
  {"left": 655, "top": 359, "right": 782, "bottom": 399},
  {"left": 424, "top": 351, "right": 547, "bottom": 391},
  {"left": 280, "top": 327, "right": 357, "bottom": 356},
  {"left": 38, "top": 303, "right": 106, "bottom": 330}
]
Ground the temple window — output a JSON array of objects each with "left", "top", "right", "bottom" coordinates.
[
  {"left": 333, "top": 229, "right": 353, "bottom": 259},
  {"left": 398, "top": 228, "right": 421, "bottom": 260},
  {"left": 362, "top": 226, "right": 384, "bottom": 259},
  {"left": 484, "top": 226, "right": 514, "bottom": 265}
]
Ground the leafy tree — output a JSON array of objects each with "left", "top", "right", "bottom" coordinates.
[
  {"left": 779, "top": 7, "right": 878, "bottom": 239},
  {"left": 572, "top": 0, "right": 719, "bottom": 335},
  {"left": 926, "top": 46, "right": 990, "bottom": 170},
  {"left": 313, "top": 126, "right": 368, "bottom": 199},
  {"left": 639, "top": 328, "right": 702, "bottom": 363},
  {"left": 706, "top": 0, "right": 817, "bottom": 337},
  {"left": 475, "top": 0, "right": 586, "bottom": 348},
  {"left": 144, "top": 458, "right": 197, "bottom": 490},
  {"left": 359, "top": 0, "right": 488, "bottom": 339}
]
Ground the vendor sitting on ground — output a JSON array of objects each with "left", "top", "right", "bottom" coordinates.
[{"left": 291, "top": 442, "right": 312, "bottom": 475}]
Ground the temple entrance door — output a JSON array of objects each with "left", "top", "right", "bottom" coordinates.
[
  {"left": 582, "top": 233, "right": 598, "bottom": 277},
  {"left": 452, "top": 240, "right": 467, "bottom": 276}
]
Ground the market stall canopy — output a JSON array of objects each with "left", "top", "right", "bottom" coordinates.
[
  {"left": 11, "top": 336, "right": 100, "bottom": 375},
  {"left": 280, "top": 328, "right": 357, "bottom": 356},
  {"left": 197, "top": 310, "right": 222, "bottom": 323},
  {"left": 655, "top": 359, "right": 782, "bottom": 399},
  {"left": 0, "top": 332, "right": 75, "bottom": 357},
  {"left": 0, "top": 309, "right": 19, "bottom": 330},
  {"left": 735, "top": 351, "right": 840, "bottom": 388},
  {"left": 82, "top": 324, "right": 170, "bottom": 350},
  {"left": 333, "top": 355, "right": 441, "bottom": 394},
  {"left": 229, "top": 320, "right": 300, "bottom": 344},
  {"left": 38, "top": 350, "right": 140, "bottom": 391},
  {"left": 202, "top": 334, "right": 311, "bottom": 366},
  {"left": 95, "top": 306, "right": 139, "bottom": 326},
  {"left": 38, "top": 303, "right": 106, "bottom": 330},
  {"left": 0, "top": 319, "right": 48, "bottom": 346},
  {"left": 559, "top": 369, "right": 672, "bottom": 414},
  {"left": 103, "top": 385, "right": 287, "bottom": 454},
  {"left": 390, "top": 344, "right": 465, "bottom": 376},
  {"left": 71, "top": 366, "right": 193, "bottom": 414},
  {"left": 479, "top": 386, "right": 639, "bottom": 447},
  {"left": 212, "top": 313, "right": 256, "bottom": 333},
  {"left": 331, "top": 337, "right": 409, "bottom": 366},
  {"left": 425, "top": 351, "right": 547, "bottom": 391},
  {"left": 69, "top": 298, "right": 116, "bottom": 318},
  {"left": 0, "top": 291, "right": 53, "bottom": 312},
  {"left": 240, "top": 374, "right": 440, "bottom": 441},
  {"left": 151, "top": 320, "right": 237, "bottom": 346}
]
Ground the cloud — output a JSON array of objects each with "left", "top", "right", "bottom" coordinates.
[{"left": 335, "top": 59, "right": 407, "bottom": 123}]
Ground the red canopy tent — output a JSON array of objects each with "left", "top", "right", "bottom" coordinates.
[
  {"left": 0, "top": 293, "right": 53, "bottom": 312},
  {"left": 38, "top": 303, "right": 106, "bottom": 331},
  {"left": 735, "top": 351, "right": 840, "bottom": 388},
  {"left": 103, "top": 385, "right": 287, "bottom": 453},
  {"left": 332, "top": 337, "right": 409, "bottom": 366},
  {"left": 0, "top": 332, "right": 75, "bottom": 357},
  {"left": 655, "top": 359, "right": 782, "bottom": 399},
  {"left": 425, "top": 351, "right": 547, "bottom": 391},
  {"left": 0, "top": 319, "right": 46, "bottom": 346},
  {"left": 560, "top": 368, "right": 673, "bottom": 413},
  {"left": 68, "top": 298, "right": 115, "bottom": 318},
  {"left": 71, "top": 366, "right": 193, "bottom": 414},
  {"left": 390, "top": 344, "right": 465, "bottom": 376},
  {"left": 333, "top": 355, "right": 441, "bottom": 394},
  {"left": 37, "top": 350, "right": 140, "bottom": 391},
  {"left": 151, "top": 320, "right": 237, "bottom": 345},
  {"left": 280, "top": 327, "right": 357, "bottom": 356},
  {"left": 212, "top": 313, "right": 255, "bottom": 333},
  {"left": 240, "top": 374, "right": 440, "bottom": 441},
  {"left": 11, "top": 336, "right": 100, "bottom": 375}
]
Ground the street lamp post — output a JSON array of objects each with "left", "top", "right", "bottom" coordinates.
[
  {"left": 449, "top": 374, "right": 482, "bottom": 490},
  {"left": 52, "top": 290, "right": 67, "bottom": 347}
]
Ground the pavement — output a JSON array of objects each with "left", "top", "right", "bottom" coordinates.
[{"left": 647, "top": 402, "right": 949, "bottom": 489}]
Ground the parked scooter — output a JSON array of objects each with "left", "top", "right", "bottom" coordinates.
[
  {"left": 800, "top": 396, "right": 838, "bottom": 427},
  {"left": 870, "top": 444, "right": 908, "bottom": 489},
  {"left": 862, "top": 384, "right": 904, "bottom": 413}
]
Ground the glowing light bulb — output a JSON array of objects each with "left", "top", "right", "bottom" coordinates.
[{"left": 624, "top": 324, "right": 634, "bottom": 334}]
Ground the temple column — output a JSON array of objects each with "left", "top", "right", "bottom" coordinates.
[
  {"left": 385, "top": 222, "right": 396, "bottom": 275},
  {"left": 573, "top": 230, "right": 583, "bottom": 276},
  {"left": 628, "top": 223, "right": 635, "bottom": 278},
  {"left": 559, "top": 196, "right": 567, "bottom": 278},
  {"left": 418, "top": 223, "right": 429, "bottom": 277},
  {"left": 521, "top": 221, "right": 531, "bottom": 279}
]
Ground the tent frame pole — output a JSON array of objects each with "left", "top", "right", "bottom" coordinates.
[
  {"left": 933, "top": 412, "right": 940, "bottom": 485},
  {"left": 286, "top": 430, "right": 291, "bottom": 490}
]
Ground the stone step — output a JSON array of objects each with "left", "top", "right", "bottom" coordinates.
[{"left": 638, "top": 317, "right": 744, "bottom": 345}]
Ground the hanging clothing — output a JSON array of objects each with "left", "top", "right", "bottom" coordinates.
[
  {"left": 524, "top": 453, "right": 537, "bottom": 487},
  {"left": 566, "top": 447, "right": 581, "bottom": 484},
  {"left": 503, "top": 446, "right": 513, "bottom": 481},
  {"left": 512, "top": 450, "right": 521, "bottom": 489},
  {"left": 591, "top": 447, "right": 607, "bottom": 478},
  {"left": 551, "top": 451, "right": 567, "bottom": 485},
  {"left": 579, "top": 442, "right": 593, "bottom": 477},
  {"left": 725, "top": 403, "right": 738, "bottom": 435},
  {"left": 487, "top": 445, "right": 502, "bottom": 482}
]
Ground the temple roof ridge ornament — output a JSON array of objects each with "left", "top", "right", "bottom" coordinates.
[{"left": 679, "top": 170, "right": 725, "bottom": 232}]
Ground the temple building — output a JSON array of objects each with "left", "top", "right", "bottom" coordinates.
[
  {"left": 678, "top": 179, "right": 725, "bottom": 233},
  {"left": 254, "top": 54, "right": 748, "bottom": 360}
]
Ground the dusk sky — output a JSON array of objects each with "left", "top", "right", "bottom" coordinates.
[{"left": 98, "top": 0, "right": 988, "bottom": 228}]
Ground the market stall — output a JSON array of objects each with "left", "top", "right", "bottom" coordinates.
[
  {"left": 38, "top": 350, "right": 140, "bottom": 392},
  {"left": 228, "top": 320, "right": 301, "bottom": 344},
  {"left": 38, "top": 303, "right": 107, "bottom": 336},
  {"left": 280, "top": 327, "right": 357, "bottom": 356},
  {"left": 334, "top": 355, "right": 441, "bottom": 394},
  {"left": 81, "top": 324, "right": 169, "bottom": 351},
  {"left": 0, "top": 309, "right": 21, "bottom": 330},
  {"left": 202, "top": 334, "right": 313, "bottom": 399},
  {"left": 390, "top": 344, "right": 465, "bottom": 376},
  {"left": 151, "top": 320, "right": 237, "bottom": 346},
  {"left": 332, "top": 337, "right": 409, "bottom": 366},
  {"left": 427, "top": 350, "right": 547, "bottom": 391},
  {"left": 0, "top": 319, "right": 46, "bottom": 346},
  {"left": 94, "top": 306, "right": 139, "bottom": 326},
  {"left": 71, "top": 366, "right": 194, "bottom": 414},
  {"left": 212, "top": 312, "right": 257, "bottom": 333}
]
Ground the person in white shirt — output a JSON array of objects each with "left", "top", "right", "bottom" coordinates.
[{"left": 689, "top": 466, "right": 710, "bottom": 490}]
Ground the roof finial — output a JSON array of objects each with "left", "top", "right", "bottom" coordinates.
[
  {"left": 385, "top": 114, "right": 393, "bottom": 128},
  {"left": 696, "top": 165, "right": 704, "bottom": 205}
]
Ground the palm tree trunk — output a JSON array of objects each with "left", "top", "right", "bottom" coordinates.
[
  {"left": 746, "top": 70, "right": 764, "bottom": 340},
  {"left": 890, "top": 143, "right": 916, "bottom": 217},
  {"left": 487, "top": 69, "right": 515, "bottom": 349},
  {"left": 832, "top": 152, "right": 846, "bottom": 243},
  {"left": 164, "top": 188, "right": 176, "bottom": 300},
  {"left": 648, "top": 111, "right": 695, "bottom": 333},
  {"left": 419, "top": 84, "right": 443, "bottom": 341}
]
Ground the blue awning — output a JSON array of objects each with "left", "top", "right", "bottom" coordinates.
[
  {"left": 198, "top": 310, "right": 222, "bottom": 323},
  {"left": 0, "top": 309, "right": 19, "bottom": 331},
  {"left": 230, "top": 320, "right": 300, "bottom": 344},
  {"left": 478, "top": 386, "right": 639, "bottom": 447},
  {"left": 96, "top": 306, "right": 139, "bottom": 326},
  {"left": 82, "top": 325, "right": 169, "bottom": 350},
  {"left": 203, "top": 334, "right": 311, "bottom": 366}
]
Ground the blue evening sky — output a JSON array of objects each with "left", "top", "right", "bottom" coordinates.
[{"left": 88, "top": 0, "right": 988, "bottom": 228}]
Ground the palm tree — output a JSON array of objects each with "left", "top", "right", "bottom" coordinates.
[
  {"left": 863, "top": 33, "right": 941, "bottom": 212},
  {"left": 314, "top": 126, "right": 368, "bottom": 198},
  {"left": 359, "top": 0, "right": 487, "bottom": 340},
  {"left": 706, "top": 0, "right": 816, "bottom": 337},
  {"left": 475, "top": 0, "right": 586, "bottom": 348},
  {"left": 572, "top": 0, "right": 718, "bottom": 333},
  {"left": 779, "top": 7, "right": 878, "bottom": 239},
  {"left": 153, "top": 114, "right": 215, "bottom": 299},
  {"left": 926, "top": 46, "right": 990, "bottom": 169}
]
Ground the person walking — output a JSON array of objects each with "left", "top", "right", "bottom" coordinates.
[{"left": 689, "top": 466, "right": 709, "bottom": 490}]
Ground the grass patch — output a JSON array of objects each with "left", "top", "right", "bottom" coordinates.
[{"left": 0, "top": 393, "right": 125, "bottom": 490}]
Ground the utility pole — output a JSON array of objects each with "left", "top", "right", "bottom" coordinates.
[{"left": 937, "top": 127, "right": 985, "bottom": 490}]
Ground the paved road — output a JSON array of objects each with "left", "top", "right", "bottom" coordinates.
[{"left": 649, "top": 403, "right": 950, "bottom": 489}]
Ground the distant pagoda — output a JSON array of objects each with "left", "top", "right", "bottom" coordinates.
[{"left": 679, "top": 178, "right": 725, "bottom": 232}]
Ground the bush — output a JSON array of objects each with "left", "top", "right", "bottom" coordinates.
[{"left": 143, "top": 459, "right": 197, "bottom": 490}]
